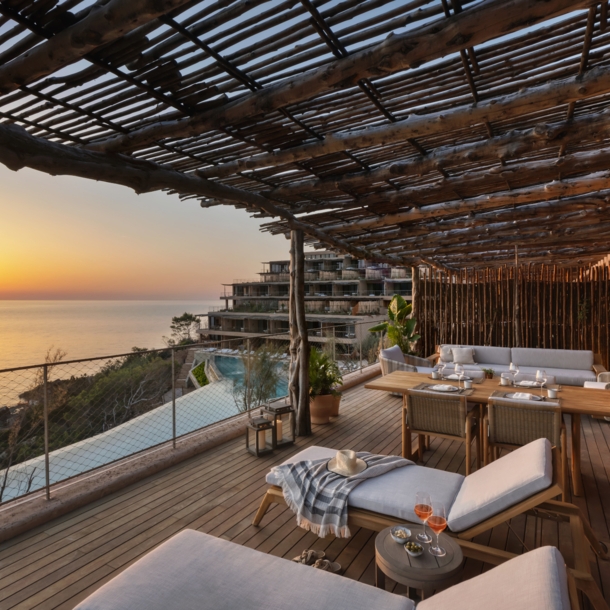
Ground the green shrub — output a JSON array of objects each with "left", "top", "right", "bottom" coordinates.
[{"left": 192, "top": 362, "right": 209, "bottom": 387}]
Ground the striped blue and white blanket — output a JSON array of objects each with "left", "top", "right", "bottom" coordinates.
[{"left": 270, "top": 452, "right": 412, "bottom": 538}]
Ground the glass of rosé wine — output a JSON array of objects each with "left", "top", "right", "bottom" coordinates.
[{"left": 414, "top": 492, "right": 433, "bottom": 543}]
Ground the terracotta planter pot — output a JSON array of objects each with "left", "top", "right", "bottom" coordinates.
[
  {"left": 310, "top": 394, "right": 334, "bottom": 424},
  {"left": 329, "top": 393, "right": 341, "bottom": 418}
]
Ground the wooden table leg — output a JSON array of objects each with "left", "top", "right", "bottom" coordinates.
[
  {"left": 571, "top": 413, "right": 583, "bottom": 497},
  {"left": 375, "top": 562, "right": 386, "bottom": 590},
  {"left": 402, "top": 399, "right": 412, "bottom": 460}
]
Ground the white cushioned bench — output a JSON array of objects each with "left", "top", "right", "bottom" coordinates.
[
  {"left": 73, "top": 530, "right": 571, "bottom": 610},
  {"left": 265, "top": 439, "right": 553, "bottom": 533},
  {"left": 436, "top": 345, "right": 598, "bottom": 386}
]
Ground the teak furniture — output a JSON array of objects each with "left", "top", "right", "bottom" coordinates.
[
  {"left": 405, "top": 389, "right": 480, "bottom": 475},
  {"left": 365, "top": 371, "right": 610, "bottom": 496},
  {"left": 375, "top": 525, "right": 464, "bottom": 599}
]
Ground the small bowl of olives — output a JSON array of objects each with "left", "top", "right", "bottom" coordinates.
[
  {"left": 404, "top": 541, "right": 424, "bottom": 557},
  {"left": 390, "top": 526, "right": 411, "bottom": 544}
]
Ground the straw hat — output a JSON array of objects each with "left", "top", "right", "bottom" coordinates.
[{"left": 327, "top": 450, "right": 367, "bottom": 477}]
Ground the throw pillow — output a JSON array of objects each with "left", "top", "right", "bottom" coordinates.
[
  {"left": 452, "top": 347, "right": 476, "bottom": 364},
  {"left": 439, "top": 345, "right": 453, "bottom": 362}
]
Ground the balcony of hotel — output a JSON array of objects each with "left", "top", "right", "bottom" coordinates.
[{"left": 1, "top": 376, "right": 609, "bottom": 610}]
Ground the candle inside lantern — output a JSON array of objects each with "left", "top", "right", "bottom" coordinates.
[
  {"left": 276, "top": 418, "right": 283, "bottom": 441},
  {"left": 257, "top": 429, "right": 266, "bottom": 448}
]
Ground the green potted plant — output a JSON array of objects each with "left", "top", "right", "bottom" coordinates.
[
  {"left": 368, "top": 295, "right": 421, "bottom": 354},
  {"left": 482, "top": 367, "right": 495, "bottom": 379},
  {"left": 309, "top": 347, "right": 343, "bottom": 424}
]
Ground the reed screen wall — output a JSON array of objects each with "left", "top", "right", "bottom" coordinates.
[{"left": 417, "top": 265, "right": 610, "bottom": 368}]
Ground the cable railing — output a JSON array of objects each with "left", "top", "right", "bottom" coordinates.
[{"left": 0, "top": 320, "right": 382, "bottom": 506}]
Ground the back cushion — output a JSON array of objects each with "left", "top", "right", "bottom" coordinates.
[
  {"left": 447, "top": 439, "right": 553, "bottom": 532},
  {"left": 439, "top": 345, "right": 453, "bottom": 362},
  {"left": 511, "top": 348, "right": 593, "bottom": 371},
  {"left": 452, "top": 347, "right": 475, "bottom": 364},
  {"left": 380, "top": 345, "right": 404, "bottom": 363},
  {"left": 472, "top": 346, "right": 512, "bottom": 366}
]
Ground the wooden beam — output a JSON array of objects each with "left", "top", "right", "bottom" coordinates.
[
  {"left": 319, "top": 171, "right": 610, "bottom": 233},
  {"left": 340, "top": 194, "right": 609, "bottom": 245},
  {"left": 0, "top": 0, "right": 195, "bottom": 95},
  {"left": 0, "top": 123, "right": 412, "bottom": 266},
  {"left": 262, "top": 111, "right": 610, "bottom": 200},
  {"left": 197, "top": 64, "right": 610, "bottom": 181},
  {"left": 86, "top": 0, "right": 596, "bottom": 154}
]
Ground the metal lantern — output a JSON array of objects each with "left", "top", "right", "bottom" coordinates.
[
  {"left": 246, "top": 416, "right": 275, "bottom": 457},
  {"left": 262, "top": 403, "right": 296, "bottom": 448}
]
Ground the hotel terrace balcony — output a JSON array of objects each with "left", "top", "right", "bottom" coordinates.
[{"left": 0, "top": 377, "right": 609, "bottom": 610}]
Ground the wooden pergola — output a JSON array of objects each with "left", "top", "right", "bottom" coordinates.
[{"left": 1, "top": 0, "right": 609, "bottom": 432}]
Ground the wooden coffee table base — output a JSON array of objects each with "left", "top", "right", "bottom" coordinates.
[{"left": 375, "top": 525, "right": 464, "bottom": 600}]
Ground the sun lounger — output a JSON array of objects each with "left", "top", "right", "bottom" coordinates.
[
  {"left": 73, "top": 529, "right": 605, "bottom": 610},
  {"left": 253, "top": 439, "right": 607, "bottom": 561}
]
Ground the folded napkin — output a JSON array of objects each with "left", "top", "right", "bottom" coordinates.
[
  {"left": 445, "top": 374, "right": 469, "bottom": 380},
  {"left": 517, "top": 380, "right": 538, "bottom": 387},
  {"left": 430, "top": 384, "right": 456, "bottom": 392},
  {"left": 511, "top": 392, "right": 535, "bottom": 400}
]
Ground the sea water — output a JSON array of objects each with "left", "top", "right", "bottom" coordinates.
[{"left": 0, "top": 300, "right": 218, "bottom": 370}]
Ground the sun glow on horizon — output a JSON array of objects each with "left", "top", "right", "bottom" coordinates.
[{"left": 0, "top": 166, "right": 290, "bottom": 300}]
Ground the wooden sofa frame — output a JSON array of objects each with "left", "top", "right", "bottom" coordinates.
[{"left": 252, "top": 449, "right": 608, "bottom": 609}]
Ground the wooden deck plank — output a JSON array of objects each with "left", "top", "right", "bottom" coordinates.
[{"left": 0, "top": 381, "right": 608, "bottom": 610}]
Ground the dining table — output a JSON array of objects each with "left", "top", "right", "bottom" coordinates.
[{"left": 365, "top": 371, "right": 610, "bottom": 496}]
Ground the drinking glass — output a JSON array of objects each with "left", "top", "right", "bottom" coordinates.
[
  {"left": 428, "top": 502, "right": 447, "bottom": 557},
  {"left": 536, "top": 369, "right": 547, "bottom": 398},
  {"left": 454, "top": 363, "right": 464, "bottom": 388},
  {"left": 439, "top": 363, "right": 446, "bottom": 379},
  {"left": 414, "top": 492, "right": 432, "bottom": 543},
  {"left": 509, "top": 362, "right": 519, "bottom": 385}
]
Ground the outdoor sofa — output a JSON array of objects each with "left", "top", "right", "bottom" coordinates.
[
  {"left": 73, "top": 529, "right": 603, "bottom": 610},
  {"left": 253, "top": 439, "right": 607, "bottom": 561},
  {"left": 432, "top": 345, "right": 606, "bottom": 386}
]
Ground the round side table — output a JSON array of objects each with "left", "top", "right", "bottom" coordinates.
[{"left": 375, "top": 525, "right": 463, "bottom": 600}]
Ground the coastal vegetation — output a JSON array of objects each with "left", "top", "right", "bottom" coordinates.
[{"left": 191, "top": 361, "right": 209, "bottom": 387}]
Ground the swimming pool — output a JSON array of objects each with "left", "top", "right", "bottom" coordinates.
[{"left": 213, "top": 355, "right": 289, "bottom": 398}]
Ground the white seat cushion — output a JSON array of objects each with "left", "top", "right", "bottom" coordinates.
[
  {"left": 447, "top": 438, "right": 553, "bottom": 532},
  {"left": 267, "top": 446, "right": 464, "bottom": 523},
  {"left": 74, "top": 530, "right": 414, "bottom": 610},
  {"left": 418, "top": 546, "right": 570, "bottom": 610}
]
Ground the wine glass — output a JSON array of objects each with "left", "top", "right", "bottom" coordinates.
[
  {"left": 454, "top": 363, "right": 464, "bottom": 388},
  {"left": 439, "top": 363, "right": 446, "bottom": 380},
  {"left": 509, "top": 362, "right": 519, "bottom": 386},
  {"left": 536, "top": 369, "right": 547, "bottom": 398},
  {"left": 428, "top": 501, "right": 448, "bottom": 557},
  {"left": 414, "top": 492, "right": 432, "bottom": 543}
]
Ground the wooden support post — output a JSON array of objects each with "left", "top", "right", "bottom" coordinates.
[
  {"left": 411, "top": 266, "right": 421, "bottom": 352},
  {"left": 290, "top": 230, "right": 311, "bottom": 436}
]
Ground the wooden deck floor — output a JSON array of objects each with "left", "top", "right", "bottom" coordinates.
[{"left": 0, "top": 381, "right": 609, "bottom": 609}]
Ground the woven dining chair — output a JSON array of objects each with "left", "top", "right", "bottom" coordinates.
[
  {"left": 405, "top": 389, "right": 480, "bottom": 475},
  {"left": 484, "top": 396, "right": 567, "bottom": 501}
]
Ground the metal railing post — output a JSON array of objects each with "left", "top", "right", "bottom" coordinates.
[
  {"left": 43, "top": 364, "right": 51, "bottom": 501},
  {"left": 246, "top": 338, "right": 252, "bottom": 416},
  {"left": 171, "top": 348, "right": 176, "bottom": 449},
  {"left": 359, "top": 329, "right": 363, "bottom": 373}
]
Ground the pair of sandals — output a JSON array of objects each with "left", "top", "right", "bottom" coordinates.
[{"left": 291, "top": 549, "right": 341, "bottom": 573}]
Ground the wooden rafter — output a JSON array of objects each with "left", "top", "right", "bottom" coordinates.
[
  {"left": 0, "top": 123, "right": 418, "bottom": 267},
  {"left": 0, "top": 0, "right": 196, "bottom": 95},
  {"left": 197, "top": 66, "right": 610, "bottom": 181},
  {"left": 84, "top": 0, "right": 595, "bottom": 154}
]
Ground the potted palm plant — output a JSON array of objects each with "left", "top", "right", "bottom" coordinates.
[
  {"left": 309, "top": 347, "right": 343, "bottom": 424},
  {"left": 368, "top": 295, "right": 421, "bottom": 354}
]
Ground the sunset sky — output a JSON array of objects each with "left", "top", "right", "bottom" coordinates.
[{"left": 0, "top": 164, "right": 291, "bottom": 300}]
